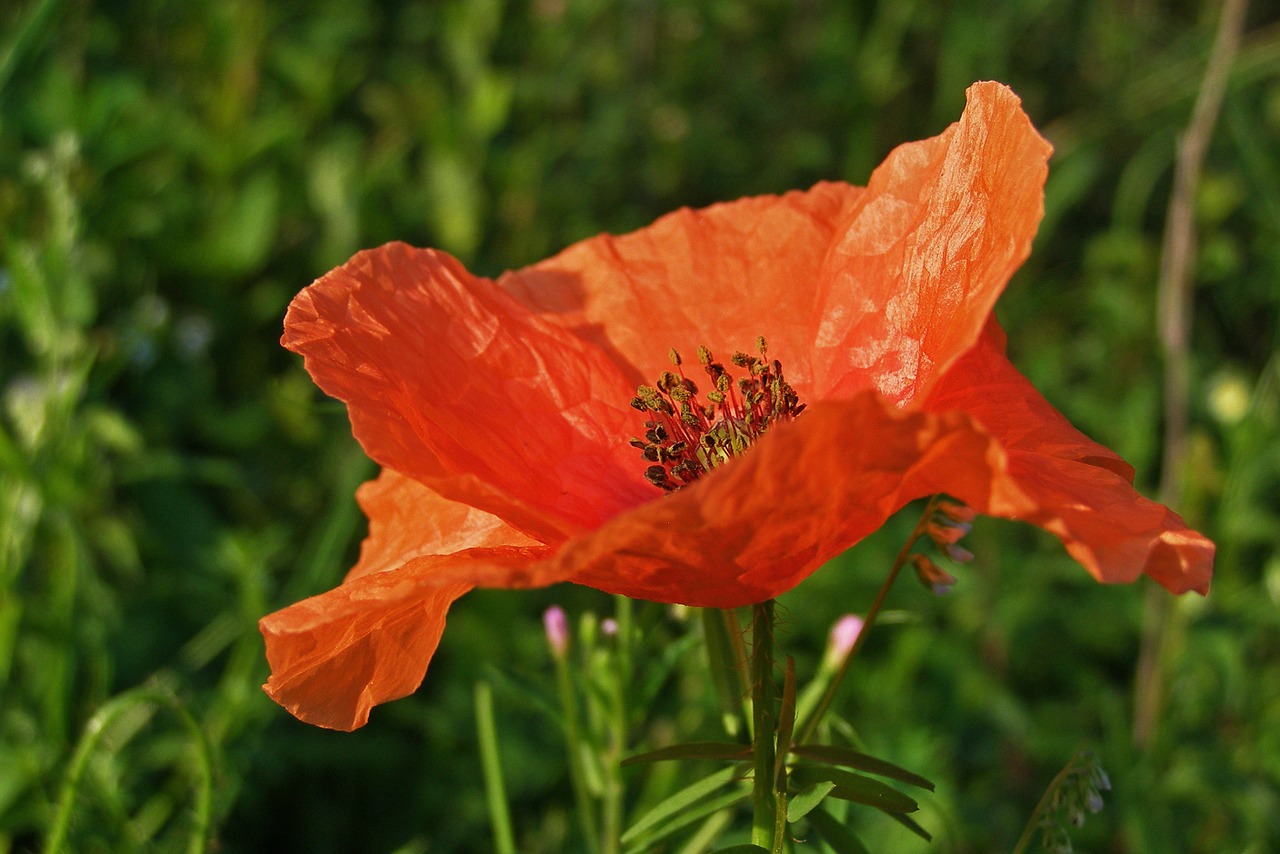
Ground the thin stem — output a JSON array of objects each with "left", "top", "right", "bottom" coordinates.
[
  {"left": 601, "top": 598, "right": 631, "bottom": 854},
  {"left": 750, "top": 599, "right": 778, "bottom": 849},
  {"left": 1136, "top": 0, "right": 1247, "bottom": 749},
  {"left": 474, "top": 681, "right": 516, "bottom": 854},
  {"left": 554, "top": 643, "right": 601, "bottom": 853},
  {"left": 795, "top": 497, "right": 941, "bottom": 745}
]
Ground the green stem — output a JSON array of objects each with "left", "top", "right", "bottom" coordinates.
[
  {"left": 795, "top": 497, "right": 941, "bottom": 745},
  {"left": 555, "top": 646, "right": 601, "bottom": 853},
  {"left": 750, "top": 599, "right": 778, "bottom": 848},
  {"left": 474, "top": 681, "right": 516, "bottom": 854},
  {"left": 601, "top": 598, "right": 631, "bottom": 854}
]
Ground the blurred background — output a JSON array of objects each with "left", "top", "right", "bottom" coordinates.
[{"left": 1, "top": 0, "right": 1278, "bottom": 851}]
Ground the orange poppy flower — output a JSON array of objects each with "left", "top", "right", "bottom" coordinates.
[{"left": 261, "top": 82, "right": 1213, "bottom": 731}]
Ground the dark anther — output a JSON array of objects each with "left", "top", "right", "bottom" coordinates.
[{"left": 644, "top": 465, "right": 668, "bottom": 484}]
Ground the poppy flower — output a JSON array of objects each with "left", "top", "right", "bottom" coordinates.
[{"left": 261, "top": 82, "right": 1213, "bottom": 731}]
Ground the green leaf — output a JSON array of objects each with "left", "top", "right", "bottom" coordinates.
[
  {"left": 786, "top": 780, "right": 836, "bottom": 823},
  {"left": 623, "top": 788, "right": 749, "bottom": 854},
  {"left": 622, "top": 742, "right": 752, "bottom": 766},
  {"left": 790, "top": 764, "right": 918, "bottom": 814},
  {"left": 707, "top": 846, "right": 770, "bottom": 854},
  {"left": 806, "top": 807, "right": 872, "bottom": 854},
  {"left": 791, "top": 744, "right": 935, "bottom": 790},
  {"left": 621, "top": 765, "right": 745, "bottom": 845}
]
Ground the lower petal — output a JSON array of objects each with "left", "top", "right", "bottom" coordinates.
[
  {"left": 1004, "top": 454, "right": 1213, "bottom": 592},
  {"left": 260, "top": 546, "right": 552, "bottom": 731},
  {"left": 927, "top": 325, "right": 1213, "bottom": 594}
]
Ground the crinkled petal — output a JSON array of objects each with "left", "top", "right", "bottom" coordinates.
[
  {"left": 545, "top": 393, "right": 1034, "bottom": 608},
  {"left": 814, "top": 81, "right": 1053, "bottom": 405},
  {"left": 500, "top": 181, "right": 865, "bottom": 392},
  {"left": 347, "top": 468, "right": 543, "bottom": 582},
  {"left": 282, "top": 243, "right": 651, "bottom": 542},
  {"left": 260, "top": 544, "right": 552, "bottom": 731},
  {"left": 925, "top": 323, "right": 1213, "bottom": 593}
]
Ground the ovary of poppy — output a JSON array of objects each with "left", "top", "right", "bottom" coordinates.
[{"left": 261, "top": 81, "right": 1214, "bottom": 731}]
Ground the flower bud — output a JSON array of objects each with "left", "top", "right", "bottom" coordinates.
[
  {"left": 823, "top": 614, "right": 865, "bottom": 668},
  {"left": 543, "top": 605, "right": 568, "bottom": 658},
  {"left": 911, "top": 554, "right": 958, "bottom": 595},
  {"left": 936, "top": 500, "right": 976, "bottom": 523}
]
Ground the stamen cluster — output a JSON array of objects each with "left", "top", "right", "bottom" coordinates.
[{"left": 630, "top": 337, "right": 805, "bottom": 492}]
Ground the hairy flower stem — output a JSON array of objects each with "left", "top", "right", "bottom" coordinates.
[
  {"left": 795, "top": 497, "right": 941, "bottom": 744},
  {"left": 750, "top": 599, "right": 779, "bottom": 848}
]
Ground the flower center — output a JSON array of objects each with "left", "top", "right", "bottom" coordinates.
[{"left": 629, "top": 337, "right": 806, "bottom": 491}]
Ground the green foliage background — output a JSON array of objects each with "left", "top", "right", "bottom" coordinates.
[{"left": 2, "top": 0, "right": 1278, "bottom": 851}]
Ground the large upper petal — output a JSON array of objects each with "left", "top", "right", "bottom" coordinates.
[
  {"left": 813, "top": 81, "right": 1053, "bottom": 405},
  {"left": 282, "top": 243, "right": 652, "bottom": 543},
  {"left": 924, "top": 323, "right": 1213, "bottom": 594},
  {"left": 499, "top": 181, "right": 865, "bottom": 393}
]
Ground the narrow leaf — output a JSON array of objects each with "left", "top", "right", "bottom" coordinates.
[
  {"left": 791, "top": 744, "right": 935, "bottom": 790},
  {"left": 701, "top": 609, "right": 745, "bottom": 737},
  {"left": 621, "top": 765, "right": 744, "bottom": 845},
  {"left": 674, "top": 808, "right": 735, "bottom": 854},
  {"left": 806, "top": 806, "right": 872, "bottom": 854},
  {"left": 786, "top": 780, "right": 835, "bottom": 823},
  {"left": 623, "top": 788, "right": 749, "bottom": 854},
  {"left": 707, "top": 846, "right": 771, "bottom": 854},
  {"left": 622, "top": 742, "right": 752, "bottom": 766},
  {"left": 639, "top": 632, "right": 701, "bottom": 711},
  {"left": 790, "top": 764, "right": 918, "bottom": 814},
  {"left": 887, "top": 810, "right": 933, "bottom": 842}
]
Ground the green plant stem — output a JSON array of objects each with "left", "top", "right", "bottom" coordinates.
[
  {"left": 554, "top": 647, "right": 601, "bottom": 853},
  {"left": 601, "top": 598, "right": 631, "bottom": 854},
  {"left": 1010, "top": 749, "right": 1085, "bottom": 854},
  {"left": 46, "top": 685, "right": 212, "bottom": 854},
  {"left": 750, "top": 599, "right": 778, "bottom": 849},
  {"left": 795, "top": 496, "right": 940, "bottom": 744},
  {"left": 474, "top": 681, "right": 516, "bottom": 854}
]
